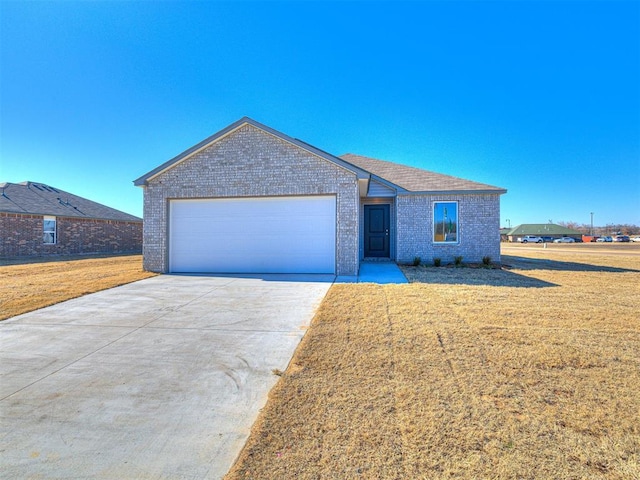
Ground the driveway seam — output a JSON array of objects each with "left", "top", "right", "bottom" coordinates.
[{"left": 146, "top": 327, "right": 305, "bottom": 333}]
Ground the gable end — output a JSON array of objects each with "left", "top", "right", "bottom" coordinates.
[{"left": 134, "top": 117, "right": 369, "bottom": 186}]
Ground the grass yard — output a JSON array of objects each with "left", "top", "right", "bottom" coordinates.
[
  {"left": 0, "top": 255, "right": 156, "bottom": 321},
  {"left": 226, "top": 244, "right": 640, "bottom": 479}
]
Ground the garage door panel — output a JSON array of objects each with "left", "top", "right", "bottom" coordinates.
[{"left": 169, "top": 196, "right": 336, "bottom": 274}]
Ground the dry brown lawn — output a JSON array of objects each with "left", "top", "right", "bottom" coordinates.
[
  {"left": 0, "top": 255, "right": 156, "bottom": 321},
  {"left": 226, "top": 245, "right": 640, "bottom": 479}
]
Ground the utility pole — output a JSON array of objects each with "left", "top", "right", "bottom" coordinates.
[{"left": 590, "top": 212, "right": 594, "bottom": 236}]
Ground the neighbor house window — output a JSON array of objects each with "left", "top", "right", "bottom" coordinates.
[
  {"left": 43, "top": 216, "right": 56, "bottom": 244},
  {"left": 433, "top": 202, "right": 458, "bottom": 243}
]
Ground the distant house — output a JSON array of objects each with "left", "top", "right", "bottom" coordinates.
[
  {"left": 0, "top": 182, "right": 142, "bottom": 258},
  {"left": 134, "top": 117, "right": 506, "bottom": 275},
  {"left": 505, "top": 223, "right": 583, "bottom": 242},
  {"left": 499, "top": 227, "right": 511, "bottom": 242}
]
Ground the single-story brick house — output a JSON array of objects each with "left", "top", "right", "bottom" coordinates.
[
  {"left": 0, "top": 181, "right": 142, "bottom": 258},
  {"left": 134, "top": 117, "right": 506, "bottom": 276}
]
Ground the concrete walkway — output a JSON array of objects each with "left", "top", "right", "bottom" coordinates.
[
  {"left": 356, "top": 262, "right": 409, "bottom": 284},
  {"left": 0, "top": 274, "right": 332, "bottom": 479}
]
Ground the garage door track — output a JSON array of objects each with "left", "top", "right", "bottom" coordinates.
[{"left": 0, "top": 274, "right": 333, "bottom": 479}]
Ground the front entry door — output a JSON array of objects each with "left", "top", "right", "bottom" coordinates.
[{"left": 364, "top": 204, "right": 390, "bottom": 257}]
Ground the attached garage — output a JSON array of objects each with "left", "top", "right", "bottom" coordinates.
[{"left": 169, "top": 195, "right": 336, "bottom": 274}]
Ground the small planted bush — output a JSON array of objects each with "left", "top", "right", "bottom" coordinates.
[
  {"left": 482, "top": 256, "right": 492, "bottom": 266},
  {"left": 433, "top": 257, "right": 442, "bottom": 267},
  {"left": 454, "top": 256, "right": 464, "bottom": 266},
  {"left": 413, "top": 256, "right": 421, "bottom": 266}
]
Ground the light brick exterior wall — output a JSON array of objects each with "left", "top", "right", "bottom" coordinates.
[
  {"left": 142, "top": 125, "right": 359, "bottom": 275},
  {"left": 0, "top": 212, "right": 142, "bottom": 257},
  {"left": 396, "top": 193, "right": 501, "bottom": 265}
]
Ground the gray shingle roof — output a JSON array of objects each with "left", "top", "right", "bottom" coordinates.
[
  {"left": 507, "top": 224, "right": 582, "bottom": 236},
  {"left": 340, "top": 154, "right": 507, "bottom": 194},
  {"left": 0, "top": 182, "right": 141, "bottom": 222}
]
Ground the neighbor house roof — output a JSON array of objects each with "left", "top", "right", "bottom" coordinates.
[
  {"left": 0, "top": 182, "right": 141, "bottom": 222},
  {"left": 507, "top": 224, "right": 582, "bottom": 236},
  {"left": 340, "top": 154, "right": 507, "bottom": 194}
]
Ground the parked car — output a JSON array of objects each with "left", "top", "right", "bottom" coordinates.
[
  {"left": 519, "top": 235, "right": 544, "bottom": 243},
  {"left": 632, "top": 236, "right": 640, "bottom": 243},
  {"left": 614, "top": 235, "right": 630, "bottom": 242},
  {"left": 553, "top": 237, "right": 575, "bottom": 243},
  {"left": 541, "top": 236, "right": 554, "bottom": 243},
  {"left": 596, "top": 236, "right": 613, "bottom": 242}
]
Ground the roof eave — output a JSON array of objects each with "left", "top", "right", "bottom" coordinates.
[
  {"left": 0, "top": 209, "right": 141, "bottom": 222},
  {"left": 133, "top": 117, "right": 250, "bottom": 187},
  {"left": 399, "top": 188, "right": 507, "bottom": 195}
]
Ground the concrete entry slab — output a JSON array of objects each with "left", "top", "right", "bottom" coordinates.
[
  {"left": 0, "top": 274, "right": 333, "bottom": 479},
  {"left": 357, "top": 262, "right": 408, "bottom": 284}
]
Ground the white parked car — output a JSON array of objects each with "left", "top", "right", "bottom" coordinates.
[
  {"left": 596, "top": 236, "right": 613, "bottom": 242},
  {"left": 632, "top": 236, "right": 640, "bottom": 243},
  {"left": 553, "top": 237, "right": 575, "bottom": 243},
  {"left": 519, "top": 235, "right": 544, "bottom": 243}
]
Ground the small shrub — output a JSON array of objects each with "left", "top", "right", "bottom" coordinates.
[
  {"left": 482, "top": 256, "right": 492, "bottom": 266},
  {"left": 433, "top": 257, "right": 442, "bottom": 267},
  {"left": 454, "top": 256, "right": 464, "bottom": 266},
  {"left": 413, "top": 256, "right": 421, "bottom": 266}
]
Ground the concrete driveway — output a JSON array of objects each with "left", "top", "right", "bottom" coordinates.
[{"left": 0, "top": 273, "right": 333, "bottom": 479}]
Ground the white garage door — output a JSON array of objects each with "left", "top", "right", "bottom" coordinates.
[{"left": 169, "top": 196, "right": 336, "bottom": 274}]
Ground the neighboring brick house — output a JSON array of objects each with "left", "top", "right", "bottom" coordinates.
[
  {"left": 0, "top": 182, "right": 142, "bottom": 258},
  {"left": 134, "top": 117, "right": 506, "bottom": 276}
]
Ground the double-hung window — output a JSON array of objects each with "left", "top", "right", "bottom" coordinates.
[
  {"left": 433, "top": 202, "right": 458, "bottom": 243},
  {"left": 43, "top": 216, "right": 56, "bottom": 244}
]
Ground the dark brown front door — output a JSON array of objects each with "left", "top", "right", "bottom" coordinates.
[{"left": 364, "top": 204, "right": 390, "bottom": 257}]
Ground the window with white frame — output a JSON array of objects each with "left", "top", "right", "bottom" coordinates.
[
  {"left": 43, "top": 216, "right": 56, "bottom": 244},
  {"left": 433, "top": 202, "right": 458, "bottom": 243}
]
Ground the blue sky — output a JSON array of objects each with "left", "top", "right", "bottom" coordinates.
[{"left": 1, "top": 0, "right": 639, "bottom": 227}]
